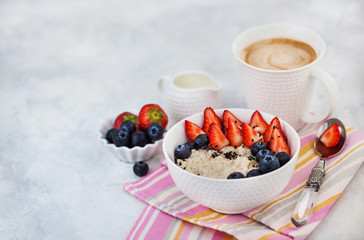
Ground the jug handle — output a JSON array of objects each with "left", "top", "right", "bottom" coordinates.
[{"left": 158, "top": 76, "right": 169, "bottom": 93}]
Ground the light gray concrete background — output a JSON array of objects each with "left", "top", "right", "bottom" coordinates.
[{"left": 1, "top": 0, "right": 363, "bottom": 239}]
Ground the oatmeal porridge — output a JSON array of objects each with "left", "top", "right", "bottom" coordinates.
[{"left": 175, "top": 145, "right": 259, "bottom": 179}]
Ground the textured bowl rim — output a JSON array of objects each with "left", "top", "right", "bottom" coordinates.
[{"left": 163, "top": 108, "right": 300, "bottom": 183}]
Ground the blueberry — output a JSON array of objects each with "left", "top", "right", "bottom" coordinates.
[
  {"left": 174, "top": 144, "right": 192, "bottom": 159},
  {"left": 112, "top": 130, "right": 130, "bottom": 147},
  {"left": 227, "top": 172, "right": 245, "bottom": 179},
  {"left": 246, "top": 169, "right": 261, "bottom": 178},
  {"left": 275, "top": 152, "right": 291, "bottom": 166},
  {"left": 106, "top": 128, "right": 118, "bottom": 143},
  {"left": 256, "top": 149, "right": 273, "bottom": 163},
  {"left": 185, "top": 141, "right": 195, "bottom": 149},
  {"left": 260, "top": 155, "right": 280, "bottom": 174},
  {"left": 146, "top": 123, "right": 164, "bottom": 143},
  {"left": 133, "top": 161, "right": 149, "bottom": 177},
  {"left": 131, "top": 131, "right": 148, "bottom": 147},
  {"left": 120, "top": 120, "right": 136, "bottom": 134},
  {"left": 194, "top": 134, "right": 209, "bottom": 149},
  {"left": 250, "top": 142, "right": 268, "bottom": 156}
]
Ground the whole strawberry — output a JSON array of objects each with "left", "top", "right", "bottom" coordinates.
[
  {"left": 114, "top": 112, "right": 139, "bottom": 130},
  {"left": 138, "top": 104, "right": 168, "bottom": 130}
]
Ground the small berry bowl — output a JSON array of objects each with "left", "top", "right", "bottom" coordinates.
[
  {"left": 162, "top": 108, "right": 300, "bottom": 214},
  {"left": 98, "top": 115, "right": 165, "bottom": 163}
]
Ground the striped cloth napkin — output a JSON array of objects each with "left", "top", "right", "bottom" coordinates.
[{"left": 124, "top": 126, "right": 364, "bottom": 239}]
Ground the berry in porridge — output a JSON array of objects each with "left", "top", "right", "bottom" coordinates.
[{"left": 174, "top": 108, "right": 291, "bottom": 179}]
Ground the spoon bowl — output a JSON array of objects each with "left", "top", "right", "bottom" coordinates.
[{"left": 314, "top": 118, "right": 346, "bottom": 159}]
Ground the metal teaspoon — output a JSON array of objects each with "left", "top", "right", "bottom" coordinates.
[{"left": 291, "top": 118, "right": 346, "bottom": 227}]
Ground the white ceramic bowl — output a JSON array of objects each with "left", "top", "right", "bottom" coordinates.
[
  {"left": 163, "top": 108, "right": 300, "bottom": 214},
  {"left": 98, "top": 116, "right": 165, "bottom": 163}
]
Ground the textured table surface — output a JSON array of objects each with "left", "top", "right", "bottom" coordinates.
[{"left": 1, "top": 0, "right": 364, "bottom": 239}]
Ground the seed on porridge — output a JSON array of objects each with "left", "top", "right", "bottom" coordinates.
[
  {"left": 248, "top": 155, "right": 255, "bottom": 161},
  {"left": 224, "top": 151, "right": 238, "bottom": 160},
  {"left": 211, "top": 151, "right": 221, "bottom": 158}
]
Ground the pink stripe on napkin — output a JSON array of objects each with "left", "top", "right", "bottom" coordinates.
[{"left": 124, "top": 127, "right": 364, "bottom": 239}]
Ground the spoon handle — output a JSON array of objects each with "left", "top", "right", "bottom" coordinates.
[
  {"left": 291, "top": 186, "right": 318, "bottom": 226},
  {"left": 291, "top": 159, "right": 326, "bottom": 227}
]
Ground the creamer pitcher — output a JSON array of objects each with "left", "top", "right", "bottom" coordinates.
[{"left": 159, "top": 71, "right": 223, "bottom": 124}]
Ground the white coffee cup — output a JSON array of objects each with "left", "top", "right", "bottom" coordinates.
[
  {"left": 158, "top": 71, "right": 223, "bottom": 124},
  {"left": 232, "top": 24, "right": 339, "bottom": 130}
]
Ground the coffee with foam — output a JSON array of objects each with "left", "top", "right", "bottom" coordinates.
[{"left": 240, "top": 38, "right": 317, "bottom": 70}]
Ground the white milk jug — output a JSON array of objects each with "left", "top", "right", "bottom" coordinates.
[{"left": 159, "top": 71, "right": 223, "bottom": 124}]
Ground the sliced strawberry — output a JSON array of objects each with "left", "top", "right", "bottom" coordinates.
[
  {"left": 223, "top": 110, "right": 243, "bottom": 130},
  {"left": 249, "top": 110, "right": 268, "bottom": 134},
  {"left": 209, "top": 123, "right": 229, "bottom": 151},
  {"left": 203, "top": 107, "right": 222, "bottom": 133},
  {"left": 226, "top": 118, "right": 244, "bottom": 148},
  {"left": 270, "top": 127, "right": 290, "bottom": 156},
  {"left": 264, "top": 117, "right": 287, "bottom": 145},
  {"left": 185, "top": 120, "right": 206, "bottom": 142},
  {"left": 138, "top": 104, "right": 168, "bottom": 130},
  {"left": 114, "top": 112, "right": 138, "bottom": 129},
  {"left": 242, "top": 123, "right": 263, "bottom": 148},
  {"left": 319, "top": 123, "right": 340, "bottom": 147}
]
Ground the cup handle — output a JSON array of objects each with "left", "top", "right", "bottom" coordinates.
[
  {"left": 301, "top": 68, "right": 339, "bottom": 124},
  {"left": 158, "top": 76, "right": 168, "bottom": 93}
]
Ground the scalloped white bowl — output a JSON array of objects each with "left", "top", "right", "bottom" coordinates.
[
  {"left": 98, "top": 116, "right": 165, "bottom": 163},
  {"left": 163, "top": 108, "right": 300, "bottom": 214}
]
